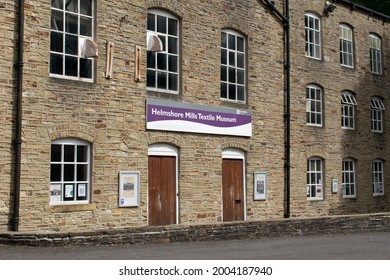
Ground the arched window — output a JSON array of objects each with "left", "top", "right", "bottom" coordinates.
[
  {"left": 50, "top": 138, "right": 91, "bottom": 204},
  {"left": 372, "top": 159, "right": 384, "bottom": 196},
  {"left": 305, "top": 13, "right": 321, "bottom": 59},
  {"left": 306, "top": 84, "right": 323, "bottom": 126},
  {"left": 341, "top": 91, "right": 357, "bottom": 130},
  {"left": 307, "top": 157, "right": 323, "bottom": 200},
  {"left": 220, "top": 29, "right": 246, "bottom": 103},
  {"left": 371, "top": 97, "right": 385, "bottom": 133},
  {"left": 146, "top": 9, "right": 180, "bottom": 93},
  {"left": 369, "top": 34, "right": 382, "bottom": 75},
  {"left": 340, "top": 24, "right": 354, "bottom": 68},
  {"left": 342, "top": 158, "right": 356, "bottom": 198}
]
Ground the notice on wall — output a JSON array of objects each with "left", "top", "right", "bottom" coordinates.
[{"left": 146, "top": 99, "right": 252, "bottom": 137}]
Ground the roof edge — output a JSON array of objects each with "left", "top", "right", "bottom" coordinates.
[{"left": 336, "top": 0, "right": 390, "bottom": 21}]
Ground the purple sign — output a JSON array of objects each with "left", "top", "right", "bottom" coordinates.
[{"left": 146, "top": 99, "right": 252, "bottom": 137}]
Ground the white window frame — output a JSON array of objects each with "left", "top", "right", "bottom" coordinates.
[
  {"left": 50, "top": 138, "right": 91, "bottom": 205},
  {"left": 372, "top": 160, "right": 385, "bottom": 196},
  {"left": 50, "top": 0, "right": 95, "bottom": 82},
  {"left": 306, "top": 84, "right": 323, "bottom": 126},
  {"left": 220, "top": 30, "right": 246, "bottom": 103},
  {"left": 146, "top": 9, "right": 180, "bottom": 94},
  {"left": 371, "top": 97, "right": 385, "bottom": 133},
  {"left": 307, "top": 157, "right": 324, "bottom": 200},
  {"left": 340, "top": 24, "right": 354, "bottom": 68},
  {"left": 341, "top": 92, "right": 357, "bottom": 130},
  {"left": 342, "top": 159, "right": 356, "bottom": 198},
  {"left": 305, "top": 13, "right": 321, "bottom": 60},
  {"left": 369, "top": 34, "right": 382, "bottom": 75}
]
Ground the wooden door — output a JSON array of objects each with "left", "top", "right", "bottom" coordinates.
[
  {"left": 148, "top": 156, "right": 177, "bottom": 226},
  {"left": 222, "top": 159, "right": 244, "bottom": 222}
]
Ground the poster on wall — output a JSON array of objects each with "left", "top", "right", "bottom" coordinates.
[
  {"left": 50, "top": 184, "right": 62, "bottom": 202},
  {"left": 254, "top": 172, "right": 268, "bottom": 200},
  {"left": 119, "top": 171, "right": 140, "bottom": 207}
]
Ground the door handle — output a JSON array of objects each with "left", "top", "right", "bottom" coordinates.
[{"left": 235, "top": 199, "right": 241, "bottom": 203}]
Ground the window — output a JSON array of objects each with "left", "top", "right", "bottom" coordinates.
[
  {"left": 372, "top": 160, "right": 384, "bottom": 196},
  {"left": 371, "top": 97, "right": 385, "bottom": 133},
  {"left": 342, "top": 159, "right": 356, "bottom": 198},
  {"left": 340, "top": 24, "right": 354, "bottom": 67},
  {"left": 221, "top": 30, "right": 246, "bottom": 103},
  {"left": 369, "top": 34, "right": 382, "bottom": 74},
  {"left": 50, "top": 139, "right": 91, "bottom": 204},
  {"left": 305, "top": 13, "right": 321, "bottom": 59},
  {"left": 147, "top": 10, "right": 179, "bottom": 93},
  {"left": 306, "top": 85, "right": 322, "bottom": 126},
  {"left": 50, "top": 0, "right": 95, "bottom": 81},
  {"left": 341, "top": 92, "right": 357, "bottom": 130},
  {"left": 307, "top": 158, "right": 323, "bottom": 199}
]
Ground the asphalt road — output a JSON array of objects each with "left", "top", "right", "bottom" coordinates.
[{"left": 0, "top": 231, "right": 389, "bottom": 260}]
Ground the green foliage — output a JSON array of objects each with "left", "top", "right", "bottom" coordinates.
[{"left": 350, "top": 0, "right": 390, "bottom": 16}]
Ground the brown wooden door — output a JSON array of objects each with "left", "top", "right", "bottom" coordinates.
[
  {"left": 222, "top": 159, "right": 244, "bottom": 222},
  {"left": 148, "top": 156, "right": 177, "bottom": 226}
]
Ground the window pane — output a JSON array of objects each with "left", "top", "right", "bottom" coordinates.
[
  {"left": 64, "top": 164, "right": 75, "bottom": 181},
  {"left": 147, "top": 13, "right": 155, "bottom": 31},
  {"left": 221, "top": 83, "right": 227, "bottom": 99},
  {"left": 237, "top": 36, "right": 244, "bottom": 52},
  {"left": 50, "top": 164, "right": 62, "bottom": 181},
  {"left": 77, "top": 164, "right": 88, "bottom": 181},
  {"left": 51, "top": 0, "right": 63, "bottom": 9},
  {"left": 147, "top": 70, "right": 156, "bottom": 87},
  {"left": 221, "top": 32, "right": 227, "bottom": 48},
  {"left": 65, "top": 56, "right": 78, "bottom": 76},
  {"left": 157, "top": 15, "right": 166, "bottom": 33},
  {"left": 157, "top": 72, "right": 167, "bottom": 89},
  {"left": 80, "top": 0, "right": 92, "bottom": 16},
  {"left": 157, "top": 53, "right": 167, "bottom": 70},
  {"left": 168, "top": 73, "right": 178, "bottom": 91},
  {"left": 237, "top": 53, "right": 244, "bottom": 68},
  {"left": 80, "top": 16, "right": 92, "bottom": 36},
  {"left": 50, "top": 31, "right": 63, "bottom": 52},
  {"left": 229, "top": 84, "right": 236, "bottom": 100},
  {"left": 168, "top": 55, "right": 178, "bottom": 72},
  {"left": 51, "top": 10, "right": 64, "bottom": 31},
  {"left": 168, "top": 18, "right": 177, "bottom": 36},
  {"left": 65, "top": 0, "right": 78, "bottom": 13},
  {"left": 168, "top": 37, "right": 178, "bottom": 54},
  {"left": 221, "top": 66, "right": 227, "bottom": 81},
  {"left": 65, "top": 13, "right": 78, "bottom": 34},
  {"left": 147, "top": 51, "right": 156, "bottom": 68},
  {"left": 228, "top": 34, "right": 235, "bottom": 50},
  {"left": 50, "top": 53, "right": 63, "bottom": 74},
  {"left": 51, "top": 144, "right": 62, "bottom": 162},
  {"left": 237, "top": 69, "right": 244, "bottom": 85},
  {"left": 64, "top": 145, "right": 75, "bottom": 162},
  {"left": 237, "top": 86, "right": 245, "bottom": 101},
  {"left": 228, "top": 67, "right": 236, "bottom": 83},
  {"left": 77, "top": 145, "right": 88, "bottom": 162},
  {"left": 229, "top": 51, "right": 235, "bottom": 66},
  {"left": 221, "top": 49, "right": 227, "bottom": 65},
  {"left": 80, "top": 58, "right": 92, "bottom": 78},
  {"left": 65, "top": 34, "right": 78, "bottom": 55}
]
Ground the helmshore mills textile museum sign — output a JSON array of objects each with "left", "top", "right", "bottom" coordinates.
[{"left": 146, "top": 99, "right": 252, "bottom": 137}]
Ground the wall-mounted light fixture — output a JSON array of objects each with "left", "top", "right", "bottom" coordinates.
[{"left": 324, "top": 1, "right": 336, "bottom": 14}]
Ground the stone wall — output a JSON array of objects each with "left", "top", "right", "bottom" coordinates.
[{"left": 0, "top": 0, "right": 389, "bottom": 233}]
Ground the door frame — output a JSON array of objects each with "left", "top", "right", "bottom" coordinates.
[
  {"left": 221, "top": 148, "right": 246, "bottom": 221},
  {"left": 148, "top": 144, "right": 179, "bottom": 225}
]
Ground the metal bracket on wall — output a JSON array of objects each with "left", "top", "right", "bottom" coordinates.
[
  {"left": 105, "top": 41, "right": 115, "bottom": 79},
  {"left": 135, "top": 45, "right": 142, "bottom": 82}
]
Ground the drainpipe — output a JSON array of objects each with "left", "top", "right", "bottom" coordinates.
[
  {"left": 11, "top": 0, "right": 25, "bottom": 231},
  {"left": 261, "top": 0, "right": 290, "bottom": 218}
]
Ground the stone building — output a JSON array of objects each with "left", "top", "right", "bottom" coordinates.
[{"left": 0, "top": 0, "right": 388, "bottom": 232}]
